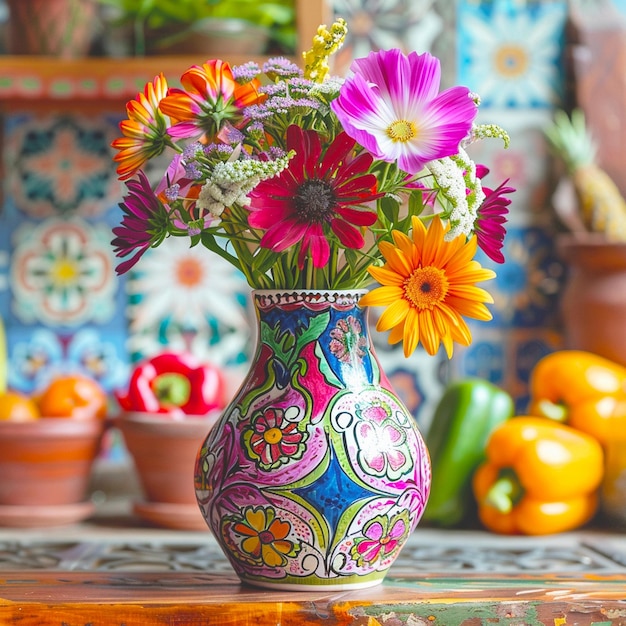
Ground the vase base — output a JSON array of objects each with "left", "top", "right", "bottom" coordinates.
[{"left": 239, "top": 576, "right": 385, "bottom": 592}]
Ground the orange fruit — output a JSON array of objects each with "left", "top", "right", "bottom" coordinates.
[
  {"left": 0, "top": 391, "right": 40, "bottom": 421},
  {"left": 37, "top": 375, "right": 108, "bottom": 420}
]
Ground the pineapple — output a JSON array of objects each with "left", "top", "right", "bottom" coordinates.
[{"left": 545, "top": 109, "right": 626, "bottom": 241}]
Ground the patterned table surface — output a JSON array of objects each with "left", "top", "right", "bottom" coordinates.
[
  {"left": 1, "top": 510, "right": 626, "bottom": 626},
  {"left": 2, "top": 454, "right": 626, "bottom": 625},
  {"left": 1, "top": 519, "right": 626, "bottom": 575}
]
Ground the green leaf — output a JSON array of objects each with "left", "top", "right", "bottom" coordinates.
[
  {"left": 408, "top": 189, "right": 425, "bottom": 217},
  {"left": 379, "top": 196, "right": 400, "bottom": 224}
]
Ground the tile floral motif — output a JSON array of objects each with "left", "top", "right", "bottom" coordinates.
[
  {"left": 330, "top": 0, "right": 444, "bottom": 76},
  {"left": 8, "top": 327, "right": 129, "bottom": 393},
  {"left": 0, "top": 3, "right": 579, "bottom": 425},
  {"left": 463, "top": 109, "right": 557, "bottom": 225},
  {"left": 452, "top": 327, "right": 563, "bottom": 413},
  {"left": 484, "top": 224, "right": 564, "bottom": 329},
  {"left": 457, "top": 0, "right": 568, "bottom": 108},
  {"left": 452, "top": 223, "right": 566, "bottom": 409},
  {"left": 126, "top": 237, "right": 252, "bottom": 367},
  {"left": 5, "top": 114, "right": 121, "bottom": 218},
  {"left": 11, "top": 218, "right": 116, "bottom": 327}
]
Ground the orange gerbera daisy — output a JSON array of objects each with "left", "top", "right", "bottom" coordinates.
[
  {"left": 158, "top": 59, "right": 265, "bottom": 142},
  {"left": 112, "top": 73, "right": 175, "bottom": 181},
  {"left": 360, "top": 215, "right": 496, "bottom": 358}
]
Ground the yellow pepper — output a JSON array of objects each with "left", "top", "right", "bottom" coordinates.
[
  {"left": 472, "top": 417, "right": 604, "bottom": 535},
  {"left": 528, "top": 350, "right": 626, "bottom": 445}
]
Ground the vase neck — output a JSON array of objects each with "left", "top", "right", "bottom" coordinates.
[{"left": 250, "top": 289, "right": 375, "bottom": 382}]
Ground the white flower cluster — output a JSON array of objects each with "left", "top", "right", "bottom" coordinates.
[
  {"left": 197, "top": 154, "right": 292, "bottom": 218},
  {"left": 466, "top": 123, "right": 510, "bottom": 149},
  {"left": 426, "top": 147, "right": 485, "bottom": 241}
]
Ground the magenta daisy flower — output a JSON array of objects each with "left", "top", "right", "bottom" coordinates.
[
  {"left": 111, "top": 171, "right": 170, "bottom": 275},
  {"left": 247, "top": 125, "right": 382, "bottom": 269},
  {"left": 331, "top": 49, "right": 478, "bottom": 175},
  {"left": 475, "top": 177, "right": 514, "bottom": 264}
]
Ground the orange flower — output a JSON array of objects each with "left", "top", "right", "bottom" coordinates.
[
  {"left": 360, "top": 216, "right": 496, "bottom": 358},
  {"left": 112, "top": 73, "right": 175, "bottom": 181},
  {"left": 159, "top": 60, "right": 266, "bottom": 142}
]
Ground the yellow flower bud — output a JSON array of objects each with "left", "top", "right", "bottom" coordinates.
[{"left": 303, "top": 18, "right": 348, "bottom": 83}]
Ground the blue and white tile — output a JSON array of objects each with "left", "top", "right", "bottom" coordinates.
[{"left": 457, "top": 0, "right": 568, "bottom": 109}]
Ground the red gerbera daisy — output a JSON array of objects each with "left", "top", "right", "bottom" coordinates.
[{"left": 247, "top": 125, "right": 383, "bottom": 269}]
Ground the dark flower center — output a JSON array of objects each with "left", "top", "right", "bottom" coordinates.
[{"left": 294, "top": 179, "right": 337, "bottom": 223}]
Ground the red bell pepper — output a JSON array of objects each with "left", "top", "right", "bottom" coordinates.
[{"left": 116, "top": 352, "right": 225, "bottom": 417}]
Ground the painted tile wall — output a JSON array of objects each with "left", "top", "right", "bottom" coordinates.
[
  {"left": 0, "top": 0, "right": 615, "bottom": 433},
  {"left": 329, "top": 0, "right": 574, "bottom": 415}
]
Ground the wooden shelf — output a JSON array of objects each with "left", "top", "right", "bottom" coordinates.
[{"left": 0, "top": 55, "right": 293, "bottom": 104}]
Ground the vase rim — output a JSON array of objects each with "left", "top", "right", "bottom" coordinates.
[{"left": 252, "top": 289, "right": 369, "bottom": 296}]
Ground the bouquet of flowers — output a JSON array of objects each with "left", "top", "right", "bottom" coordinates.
[{"left": 112, "top": 18, "right": 513, "bottom": 359}]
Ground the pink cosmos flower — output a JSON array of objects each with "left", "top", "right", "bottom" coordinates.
[
  {"left": 247, "top": 125, "right": 382, "bottom": 269},
  {"left": 331, "top": 49, "right": 478, "bottom": 175}
]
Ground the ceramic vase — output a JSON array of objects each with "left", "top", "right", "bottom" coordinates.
[
  {"left": 195, "top": 290, "right": 431, "bottom": 590},
  {"left": 558, "top": 234, "right": 626, "bottom": 368},
  {"left": 119, "top": 412, "right": 220, "bottom": 530}
]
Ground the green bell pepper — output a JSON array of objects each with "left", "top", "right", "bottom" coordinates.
[{"left": 423, "top": 378, "right": 514, "bottom": 527}]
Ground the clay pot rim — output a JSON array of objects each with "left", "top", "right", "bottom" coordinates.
[
  {"left": 117, "top": 411, "right": 221, "bottom": 436},
  {"left": 119, "top": 410, "right": 220, "bottom": 423},
  {"left": 557, "top": 232, "right": 626, "bottom": 250},
  {"left": 0, "top": 418, "right": 105, "bottom": 438},
  {"left": 557, "top": 233, "right": 626, "bottom": 268}
]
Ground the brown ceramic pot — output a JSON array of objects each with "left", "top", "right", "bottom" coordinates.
[
  {"left": 118, "top": 411, "right": 220, "bottom": 530},
  {"left": 0, "top": 419, "right": 105, "bottom": 526},
  {"left": 558, "top": 234, "right": 626, "bottom": 368}
]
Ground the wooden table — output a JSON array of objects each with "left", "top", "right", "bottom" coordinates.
[
  {"left": 1, "top": 515, "right": 626, "bottom": 625},
  {"left": 0, "top": 460, "right": 624, "bottom": 625}
]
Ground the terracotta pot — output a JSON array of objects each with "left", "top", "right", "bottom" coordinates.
[
  {"left": 0, "top": 419, "right": 105, "bottom": 527},
  {"left": 118, "top": 412, "right": 220, "bottom": 530},
  {"left": 558, "top": 234, "right": 626, "bottom": 368},
  {"left": 6, "top": 0, "right": 97, "bottom": 57}
]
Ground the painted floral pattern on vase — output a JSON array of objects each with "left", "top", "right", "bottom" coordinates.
[{"left": 195, "top": 290, "right": 431, "bottom": 590}]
